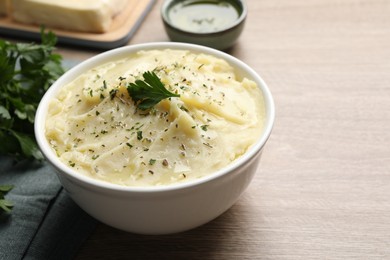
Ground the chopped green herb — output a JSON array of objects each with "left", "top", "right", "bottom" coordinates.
[
  {"left": 149, "top": 159, "right": 156, "bottom": 165},
  {"left": 200, "top": 125, "right": 209, "bottom": 131},
  {"left": 109, "top": 88, "right": 118, "bottom": 100},
  {"left": 137, "top": 130, "right": 143, "bottom": 140},
  {"left": 135, "top": 123, "right": 144, "bottom": 131},
  {"left": 179, "top": 105, "right": 189, "bottom": 112}
]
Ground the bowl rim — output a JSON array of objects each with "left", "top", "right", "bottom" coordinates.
[
  {"left": 35, "top": 42, "right": 275, "bottom": 193},
  {"left": 160, "top": 0, "right": 248, "bottom": 36}
]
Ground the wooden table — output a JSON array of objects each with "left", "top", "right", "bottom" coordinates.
[{"left": 58, "top": 0, "right": 390, "bottom": 258}]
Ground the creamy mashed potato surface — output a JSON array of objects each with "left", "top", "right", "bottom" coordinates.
[{"left": 46, "top": 49, "right": 265, "bottom": 186}]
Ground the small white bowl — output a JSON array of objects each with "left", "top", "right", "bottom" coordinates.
[{"left": 35, "top": 42, "right": 275, "bottom": 235}]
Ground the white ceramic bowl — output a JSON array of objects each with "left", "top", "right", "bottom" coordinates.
[{"left": 35, "top": 42, "right": 275, "bottom": 235}]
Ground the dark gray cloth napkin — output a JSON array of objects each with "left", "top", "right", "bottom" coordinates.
[{"left": 0, "top": 156, "right": 97, "bottom": 260}]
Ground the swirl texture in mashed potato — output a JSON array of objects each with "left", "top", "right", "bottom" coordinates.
[{"left": 45, "top": 49, "right": 265, "bottom": 186}]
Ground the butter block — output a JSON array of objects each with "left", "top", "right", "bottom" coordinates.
[{"left": 11, "top": 0, "right": 127, "bottom": 33}]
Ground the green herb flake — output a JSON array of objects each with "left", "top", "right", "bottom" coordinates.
[
  {"left": 179, "top": 105, "right": 189, "bottom": 112},
  {"left": 200, "top": 125, "right": 209, "bottom": 131},
  {"left": 102, "top": 80, "right": 107, "bottom": 89},
  {"left": 69, "top": 161, "right": 76, "bottom": 167},
  {"left": 109, "top": 89, "right": 118, "bottom": 100},
  {"left": 137, "top": 130, "right": 143, "bottom": 140}
]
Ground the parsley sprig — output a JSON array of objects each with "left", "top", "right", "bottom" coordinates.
[
  {"left": 127, "top": 71, "right": 180, "bottom": 110},
  {"left": 0, "top": 29, "right": 64, "bottom": 160},
  {"left": 0, "top": 185, "right": 14, "bottom": 213},
  {"left": 0, "top": 30, "right": 64, "bottom": 214}
]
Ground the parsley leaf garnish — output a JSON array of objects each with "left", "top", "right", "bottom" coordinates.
[
  {"left": 0, "top": 29, "right": 64, "bottom": 214},
  {"left": 127, "top": 71, "right": 180, "bottom": 110},
  {"left": 0, "top": 185, "right": 14, "bottom": 213}
]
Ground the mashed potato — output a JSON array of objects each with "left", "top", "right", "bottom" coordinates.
[{"left": 45, "top": 49, "right": 265, "bottom": 186}]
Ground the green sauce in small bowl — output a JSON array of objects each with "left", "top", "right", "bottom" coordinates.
[
  {"left": 161, "top": 0, "right": 247, "bottom": 50},
  {"left": 168, "top": 1, "right": 240, "bottom": 33}
]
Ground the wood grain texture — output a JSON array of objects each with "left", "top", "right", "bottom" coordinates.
[{"left": 67, "top": 0, "right": 390, "bottom": 259}]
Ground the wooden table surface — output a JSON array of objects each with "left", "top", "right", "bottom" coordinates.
[{"left": 55, "top": 0, "right": 390, "bottom": 259}]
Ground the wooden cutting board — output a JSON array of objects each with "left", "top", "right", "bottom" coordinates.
[{"left": 0, "top": 0, "right": 156, "bottom": 49}]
